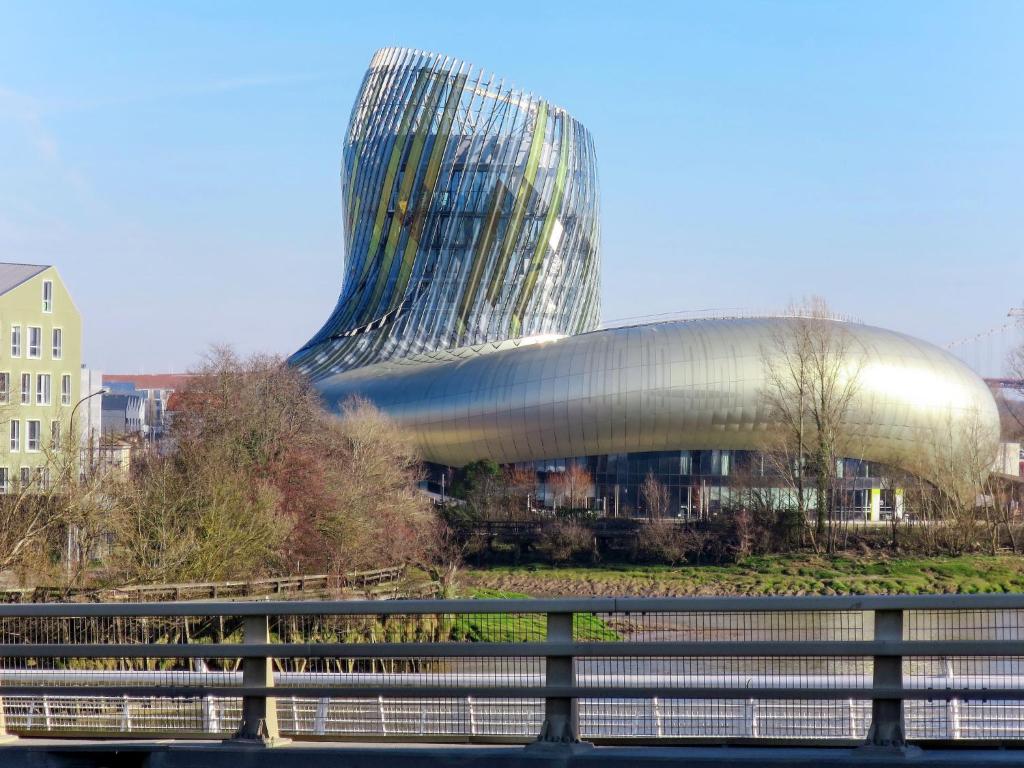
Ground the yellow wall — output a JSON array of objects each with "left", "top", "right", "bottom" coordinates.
[{"left": 0, "top": 266, "right": 82, "bottom": 488}]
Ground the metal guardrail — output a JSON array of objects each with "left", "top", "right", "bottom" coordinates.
[{"left": 0, "top": 594, "right": 1023, "bottom": 748}]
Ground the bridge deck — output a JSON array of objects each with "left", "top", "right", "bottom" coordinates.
[{"left": 4, "top": 739, "right": 1024, "bottom": 768}]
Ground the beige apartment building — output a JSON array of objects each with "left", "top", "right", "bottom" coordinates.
[{"left": 0, "top": 264, "right": 82, "bottom": 491}]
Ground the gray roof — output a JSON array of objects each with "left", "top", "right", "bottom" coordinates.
[
  {"left": 102, "top": 394, "right": 142, "bottom": 412},
  {"left": 0, "top": 263, "right": 48, "bottom": 297}
]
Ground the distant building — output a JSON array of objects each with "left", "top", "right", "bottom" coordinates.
[
  {"left": 996, "top": 442, "right": 1023, "bottom": 478},
  {"left": 80, "top": 366, "right": 104, "bottom": 468},
  {"left": 102, "top": 373, "right": 190, "bottom": 442},
  {"left": 101, "top": 392, "right": 146, "bottom": 437},
  {"left": 0, "top": 263, "right": 82, "bottom": 491},
  {"left": 995, "top": 391, "right": 1024, "bottom": 477},
  {"left": 95, "top": 435, "right": 135, "bottom": 476}
]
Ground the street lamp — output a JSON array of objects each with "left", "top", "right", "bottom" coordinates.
[
  {"left": 71, "top": 388, "right": 107, "bottom": 438},
  {"left": 71, "top": 388, "right": 107, "bottom": 472},
  {"left": 72, "top": 387, "right": 107, "bottom": 417},
  {"left": 65, "top": 388, "right": 107, "bottom": 580}
]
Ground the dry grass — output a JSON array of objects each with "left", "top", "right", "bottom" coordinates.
[{"left": 463, "top": 555, "right": 1024, "bottom": 597}]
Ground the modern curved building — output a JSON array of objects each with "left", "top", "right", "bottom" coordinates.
[
  {"left": 292, "top": 47, "right": 600, "bottom": 375},
  {"left": 316, "top": 318, "right": 996, "bottom": 469},
  {"left": 295, "top": 47, "right": 1000, "bottom": 519}
]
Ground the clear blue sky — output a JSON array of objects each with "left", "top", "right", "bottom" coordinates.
[{"left": 1, "top": 1, "right": 1022, "bottom": 374}]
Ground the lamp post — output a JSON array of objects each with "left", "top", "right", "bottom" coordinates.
[
  {"left": 71, "top": 388, "right": 107, "bottom": 469},
  {"left": 65, "top": 388, "right": 107, "bottom": 581}
]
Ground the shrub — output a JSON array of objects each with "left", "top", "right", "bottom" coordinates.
[
  {"left": 633, "top": 519, "right": 714, "bottom": 564},
  {"left": 535, "top": 520, "right": 596, "bottom": 564}
]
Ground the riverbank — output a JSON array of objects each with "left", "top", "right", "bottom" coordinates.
[{"left": 462, "top": 554, "right": 1024, "bottom": 596}]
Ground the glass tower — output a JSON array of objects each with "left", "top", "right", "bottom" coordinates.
[{"left": 292, "top": 47, "right": 601, "bottom": 379}]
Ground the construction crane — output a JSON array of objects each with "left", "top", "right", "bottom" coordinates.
[
  {"left": 946, "top": 304, "right": 1024, "bottom": 350},
  {"left": 987, "top": 303, "right": 1024, "bottom": 390}
]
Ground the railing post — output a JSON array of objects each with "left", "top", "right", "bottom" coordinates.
[
  {"left": 120, "top": 694, "right": 132, "bottom": 732},
  {"left": 0, "top": 687, "right": 17, "bottom": 743},
  {"left": 231, "top": 614, "right": 288, "bottom": 747},
  {"left": 529, "top": 611, "right": 591, "bottom": 751},
  {"left": 944, "top": 658, "right": 961, "bottom": 740},
  {"left": 203, "top": 695, "right": 220, "bottom": 734},
  {"left": 314, "top": 698, "right": 328, "bottom": 736},
  {"left": 865, "top": 608, "right": 905, "bottom": 748},
  {"left": 745, "top": 697, "right": 758, "bottom": 738}
]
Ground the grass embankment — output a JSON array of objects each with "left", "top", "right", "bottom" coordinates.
[
  {"left": 454, "top": 588, "right": 620, "bottom": 640},
  {"left": 462, "top": 555, "right": 1024, "bottom": 597}
]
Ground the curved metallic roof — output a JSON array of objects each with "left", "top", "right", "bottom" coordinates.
[{"left": 315, "top": 317, "right": 1000, "bottom": 468}]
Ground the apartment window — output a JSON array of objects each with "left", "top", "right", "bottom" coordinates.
[
  {"left": 61, "top": 374, "right": 71, "bottom": 405},
  {"left": 0, "top": 373, "right": 8, "bottom": 404},
  {"left": 11, "top": 325, "right": 21, "bottom": 357},
  {"left": 0, "top": 468, "right": 8, "bottom": 494},
  {"left": 36, "top": 374, "right": 51, "bottom": 406},
  {"left": 20, "top": 373, "right": 30, "bottom": 405},
  {"left": 9, "top": 420, "right": 20, "bottom": 452},
  {"left": 36, "top": 467, "right": 49, "bottom": 490},
  {"left": 42, "top": 280, "right": 53, "bottom": 313},
  {"left": 19, "top": 467, "right": 29, "bottom": 488},
  {"left": 27, "top": 420, "right": 40, "bottom": 452},
  {"left": 52, "top": 328, "right": 62, "bottom": 360},
  {"left": 27, "top": 327, "right": 41, "bottom": 358},
  {"left": 51, "top": 420, "right": 61, "bottom": 447}
]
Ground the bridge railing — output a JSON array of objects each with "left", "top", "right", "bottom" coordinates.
[{"left": 1, "top": 594, "right": 1023, "bottom": 747}]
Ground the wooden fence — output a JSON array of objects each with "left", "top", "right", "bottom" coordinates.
[{"left": 0, "top": 566, "right": 428, "bottom": 604}]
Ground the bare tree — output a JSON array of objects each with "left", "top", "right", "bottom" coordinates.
[
  {"left": 548, "top": 464, "right": 593, "bottom": 512},
  {"left": 455, "top": 460, "right": 504, "bottom": 521},
  {"left": 313, "top": 396, "right": 440, "bottom": 573},
  {"left": 108, "top": 348, "right": 441, "bottom": 583},
  {"left": 761, "top": 307, "right": 814, "bottom": 528},
  {"left": 1006, "top": 337, "right": 1024, "bottom": 438},
  {"left": 724, "top": 459, "right": 803, "bottom": 553},
  {"left": 106, "top": 453, "right": 289, "bottom": 584},
  {"left": 641, "top": 471, "right": 670, "bottom": 519},
  {"left": 634, "top": 519, "right": 696, "bottom": 564},
  {"left": 761, "top": 298, "right": 864, "bottom": 552},
  {"left": 504, "top": 466, "right": 538, "bottom": 520},
  {"left": 986, "top": 472, "right": 1022, "bottom": 554},
  {"left": 535, "top": 519, "right": 596, "bottom": 563},
  {"left": 0, "top": 413, "right": 92, "bottom": 581},
  {"left": 901, "top": 411, "right": 999, "bottom": 555},
  {"left": 0, "top": 475, "right": 68, "bottom": 578}
]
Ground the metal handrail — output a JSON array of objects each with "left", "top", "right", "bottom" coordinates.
[
  {"left": 0, "top": 595, "right": 1023, "bottom": 748},
  {"left": 0, "top": 640, "right": 1019, "bottom": 658},
  {"left": 2, "top": 592, "right": 1024, "bottom": 616},
  {"left": 2, "top": 685, "right": 1023, "bottom": 701}
]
